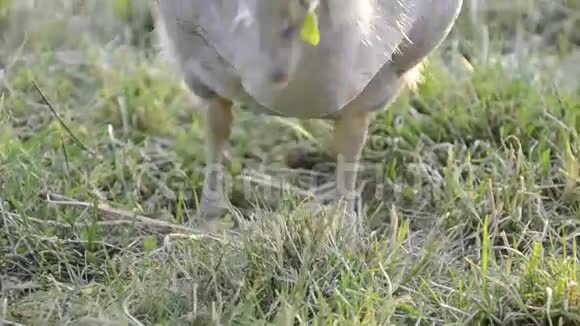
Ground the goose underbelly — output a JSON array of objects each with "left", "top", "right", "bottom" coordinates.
[
  {"left": 233, "top": 31, "right": 408, "bottom": 119},
  {"left": 235, "top": 47, "right": 372, "bottom": 119}
]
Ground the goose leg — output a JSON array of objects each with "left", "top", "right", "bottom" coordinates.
[
  {"left": 199, "top": 97, "right": 234, "bottom": 221},
  {"left": 332, "top": 111, "right": 372, "bottom": 236}
]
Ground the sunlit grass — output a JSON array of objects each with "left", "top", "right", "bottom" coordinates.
[{"left": 1, "top": 0, "right": 580, "bottom": 324}]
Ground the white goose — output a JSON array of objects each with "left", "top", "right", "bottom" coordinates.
[{"left": 154, "top": 0, "right": 463, "bottom": 236}]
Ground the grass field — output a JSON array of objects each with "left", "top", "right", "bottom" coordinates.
[{"left": 1, "top": 1, "right": 580, "bottom": 325}]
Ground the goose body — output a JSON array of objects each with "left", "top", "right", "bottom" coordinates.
[
  {"left": 154, "top": 0, "right": 463, "bottom": 237},
  {"left": 156, "top": 0, "right": 461, "bottom": 118}
]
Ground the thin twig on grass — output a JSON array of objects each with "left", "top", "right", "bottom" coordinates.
[
  {"left": 0, "top": 318, "right": 28, "bottom": 326},
  {"left": 41, "top": 192, "right": 194, "bottom": 234},
  {"left": 2, "top": 210, "right": 140, "bottom": 229},
  {"left": 123, "top": 296, "right": 145, "bottom": 326},
  {"left": 31, "top": 80, "right": 96, "bottom": 156}
]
